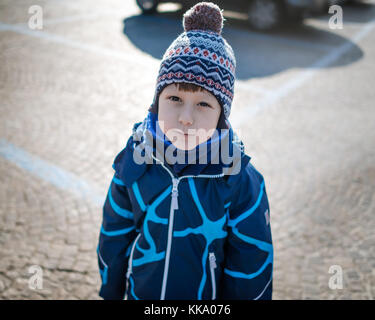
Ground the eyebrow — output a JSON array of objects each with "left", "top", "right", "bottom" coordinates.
[{"left": 170, "top": 89, "right": 215, "bottom": 101}]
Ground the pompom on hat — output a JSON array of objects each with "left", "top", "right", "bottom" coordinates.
[
  {"left": 183, "top": 2, "right": 224, "bottom": 35},
  {"left": 150, "top": 2, "right": 236, "bottom": 120}
]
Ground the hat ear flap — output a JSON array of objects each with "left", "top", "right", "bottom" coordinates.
[
  {"left": 150, "top": 82, "right": 170, "bottom": 114},
  {"left": 149, "top": 88, "right": 160, "bottom": 114},
  {"left": 148, "top": 103, "right": 157, "bottom": 114},
  {"left": 216, "top": 108, "right": 228, "bottom": 129}
]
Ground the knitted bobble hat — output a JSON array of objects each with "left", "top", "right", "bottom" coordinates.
[{"left": 150, "top": 2, "right": 236, "bottom": 120}]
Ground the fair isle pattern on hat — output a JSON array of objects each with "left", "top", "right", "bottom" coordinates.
[{"left": 153, "top": 28, "right": 236, "bottom": 119}]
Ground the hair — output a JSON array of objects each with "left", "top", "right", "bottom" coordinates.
[
  {"left": 148, "top": 82, "right": 228, "bottom": 129},
  {"left": 175, "top": 82, "right": 205, "bottom": 92}
]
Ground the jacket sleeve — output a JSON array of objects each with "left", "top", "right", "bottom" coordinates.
[
  {"left": 220, "top": 162, "right": 273, "bottom": 300},
  {"left": 97, "top": 171, "right": 137, "bottom": 300}
]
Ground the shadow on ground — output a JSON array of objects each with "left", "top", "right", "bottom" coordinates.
[{"left": 122, "top": 2, "right": 374, "bottom": 80}]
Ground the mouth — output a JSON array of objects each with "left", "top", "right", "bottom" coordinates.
[
  {"left": 170, "top": 130, "right": 197, "bottom": 141},
  {"left": 175, "top": 130, "right": 193, "bottom": 137},
  {"left": 183, "top": 133, "right": 195, "bottom": 139}
]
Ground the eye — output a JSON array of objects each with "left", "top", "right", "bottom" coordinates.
[
  {"left": 198, "top": 102, "right": 211, "bottom": 108},
  {"left": 169, "top": 96, "right": 181, "bottom": 102}
]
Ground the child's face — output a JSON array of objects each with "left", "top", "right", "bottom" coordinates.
[{"left": 158, "top": 83, "right": 221, "bottom": 150}]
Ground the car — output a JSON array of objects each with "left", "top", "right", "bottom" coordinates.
[
  {"left": 135, "top": 0, "right": 335, "bottom": 31},
  {"left": 243, "top": 0, "right": 354, "bottom": 29}
]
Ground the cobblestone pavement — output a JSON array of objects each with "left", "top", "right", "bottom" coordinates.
[{"left": 0, "top": 0, "right": 374, "bottom": 300}]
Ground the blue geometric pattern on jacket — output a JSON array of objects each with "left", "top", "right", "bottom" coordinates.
[
  {"left": 174, "top": 178, "right": 228, "bottom": 300},
  {"left": 132, "top": 182, "right": 168, "bottom": 267},
  {"left": 97, "top": 119, "right": 273, "bottom": 300}
]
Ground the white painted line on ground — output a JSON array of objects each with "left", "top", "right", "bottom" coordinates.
[
  {"left": 0, "top": 21, "right": 157, "bottom": 71},
  {"left": 0, "top": 139, "right": 106, "bottom": 207},
  {"left": 15, "top": 10, "right": 127, "bottom": 27},
  {"left": 230, "top": 18, "right": 375, "bottom": 128}
]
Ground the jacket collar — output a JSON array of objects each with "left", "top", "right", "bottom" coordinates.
[{"left": 112, "top": 114, "right": 251, "bottom": 188}]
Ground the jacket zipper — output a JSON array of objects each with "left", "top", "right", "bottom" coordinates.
[
  {"left": 209, "top": 252, "right": 217, "bottom": 300},
  {"left": 150, "top": 152, "right": 224, "bottom": 300},
  {"left": 160, "top": 176, "right": 179, "bottom": 300},
  {"left": 124, "top": 232, "right": 141, "bottom": 300}
]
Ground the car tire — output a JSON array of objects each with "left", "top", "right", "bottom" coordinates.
[
  {"left": 136, "top": 0, "right": 159, "bottom": 14},
  {"left": 247, "top": 0, "right": 284, "bottom": 31}
]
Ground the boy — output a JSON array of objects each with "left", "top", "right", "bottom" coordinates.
[{"left": 97, "top": 2, "right": 273, "bottom": 300}]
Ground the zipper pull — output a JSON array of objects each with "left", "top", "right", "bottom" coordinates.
[
  {"left": 171, "top": 178, "right": 179, "bottom": 210},
  {"left": 209, "top": 252, "right": 217, "bottom": 269}
]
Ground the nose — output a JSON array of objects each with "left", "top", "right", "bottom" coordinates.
[{"left": 178, "top": 106, "right": 194, "bottom": 127}]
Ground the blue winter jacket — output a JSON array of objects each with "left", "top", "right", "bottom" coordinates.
[{"left": 97, "top": 117, "right": 273, "bottom": 300}]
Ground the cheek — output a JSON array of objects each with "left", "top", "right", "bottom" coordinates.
[
  {"left": 158, "top": 104, "right": 176, "bottom": 134},
  {"left": 198, "top": 108, "right": 221, "bottom": 129}
]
